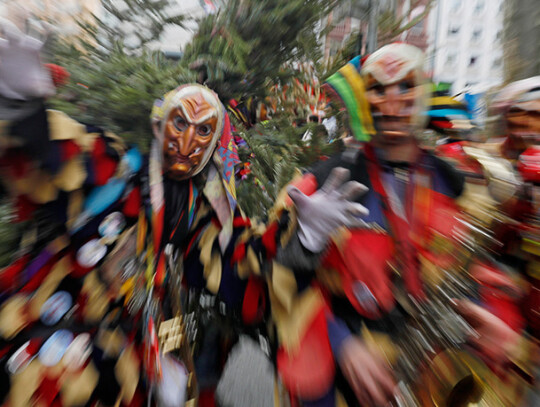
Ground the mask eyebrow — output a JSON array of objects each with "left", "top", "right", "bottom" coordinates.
[{"left": 177, "top": 103, "right": 217, "bottom": 125}]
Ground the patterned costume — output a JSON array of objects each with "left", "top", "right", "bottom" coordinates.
[
  {"left": 0, "top": 51, "right": 273, "bottom": 404},
  {"left": 268, "top": 44, "right": 533, "bottom": 407},
  {"left": 437, "top": 77, "right": 540, "bottom": 340},
  {"left": 0, "top": 106, "right": 147, "bottom": 406}
]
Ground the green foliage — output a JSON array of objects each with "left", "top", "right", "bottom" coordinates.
[
  {"left": 236, "top": 118, "right": 343, "bottom": 219},
  {"left": 47, "top": 0, "right": 338, "bottom": 149},
  {"left": 183, "top": 0, "right": 338, "bottom": 101},
  {"left": 45, "top": 0, "right": 341, "bottom": 220},
  {"left": 50, "top": 41, "right": 195, "bottom": 150},
  {"left": 43, "top": 0, "right": 194, "bottom": 149}
]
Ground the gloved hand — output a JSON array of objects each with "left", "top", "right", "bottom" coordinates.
[{"left": 288, "top": 167, "right": 369, "bottom": 253}]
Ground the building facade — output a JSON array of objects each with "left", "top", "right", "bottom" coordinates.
[
  {"left": 397, "top": 0, "right": 431, "bottom": 52},
  {"left": 322, "top": 0, "right": 432, "bottom": 61},
  {"left": 1, "top": 0, "right": 210, "bottom": 53},
  {"left": 426, "top": 0, "right": 505, "bottom": 94},
  {"left": 322, "top": 0, "right": 368, "bottom": 60},
  {"left": 2, "top": 0, "right": 102, "bottom": 37}
]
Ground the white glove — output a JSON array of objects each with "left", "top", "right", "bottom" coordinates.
[{"left": 288, "top": 167, "right": 369, "bottom": 253}]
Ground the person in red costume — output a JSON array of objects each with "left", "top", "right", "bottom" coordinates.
[
  {"left": 269, "top": 44, "right": 531, "bottom": 406},
  {"left": 490, "top": 78, "right": 540, "bottom": 341}
]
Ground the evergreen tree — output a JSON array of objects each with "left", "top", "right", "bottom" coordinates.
[
  {"left": 46, "top": 0, "right": 195, "bottom": 149},
  {"left": 51, "top": 43, "right": 194, "bottom": 149},
  {"left": 46, "top": 0, "right": 342, "bottom": 220},
  {"left": 48, "top": 0, "right": 339, "bottom": 149},
  {"left": 183, "top": 0, "right": 338, "bottom": 101},
  {"left": 236, "top": 118, "right": 343, "bottom": 219}
]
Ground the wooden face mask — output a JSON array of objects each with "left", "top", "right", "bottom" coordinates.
[
  {"left": 362, "top": 43, "right": 428, "bottom": 143},
  {"left": 506, "top": 92, "right": 540, "bottom": 144},
  {"left": 156, "top": 85, "right": 223, "bottom": 181},
  {"left": 364, "top": 71, "right": 422, "bottom": 143}
]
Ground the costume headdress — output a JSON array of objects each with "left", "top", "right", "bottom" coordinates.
[{"left": 322, "top": 55, "right": 374, "bottom": 142}]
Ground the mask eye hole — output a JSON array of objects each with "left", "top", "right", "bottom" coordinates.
[
  {"left": 173, "top": 116, "right": 187, "bottom": 131},
  {"left": 197, "top": 124, "right": 212, "bottom": 136},
  {"left": 398, "top": 80, "right": 415, "bottom": 94},
  {"left": 369, "top": 84, "right": 385, "bottom": 96}
]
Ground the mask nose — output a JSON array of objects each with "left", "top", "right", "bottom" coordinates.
[
  {"left": 179, "top": 125, "right": 197, "bottom": 156},
  {"left": 379, "top": 87, "right": 404, "bottom": 117}
]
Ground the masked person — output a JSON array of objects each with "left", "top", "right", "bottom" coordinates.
[
  {"left": 0, "top": 22, "right": 270, "bottom": 404},
  {"left": 147, "top": 84, "right": 271, "bottom": 404},
  {"left": 0, "top": 26, "right": 149, "bottom": 406},
  {"left": 497, "top": 79, "right": 540, "bottom": 340},
  {"left": 269, "top": 44, "right": 529, "bottom": 406},
  {"left": 149, "top": 84, "right": 370, "bottom": 406},
  {"left": 490, "top": 77, "right": 540, "bottom": 406},
  {"left": 446, "top": 78, "right": 540, "bottom": 406},
  {"left": 446, "top": 78, "right": 540, "bottom": 340},
  {"left": 470, "top": 78, "right": 540, "bottom": 340},
  {"left": 0, "top": 48, "right": 364, "bottom": 404},
  {"left": 490, "top": 77, "right": 540, "bottom": 162}
]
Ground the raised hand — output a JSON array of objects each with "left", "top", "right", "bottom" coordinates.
[{"left": 288, "top": 167, "right": 369, "bottom": 253}]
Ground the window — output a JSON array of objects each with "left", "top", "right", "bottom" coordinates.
[
  {"left": 411, "top": 18, "right": 425, "bottom": 35},
  {"left": 474, "top": 0, "right": 485, "bottom": 15},
  {"left": 328, "top": 40, "right": 341, "bottom": 57},
  {"left": 451, "top": 0, "right": 462, "bottom": 13},
  {"left": 472, "top": 28, "right": 482, "bottom": 42},
  {"left": 492, "top": 57, "right": 502, "bottom": 69},
  {"left": 448, "top": 25, "right": 460, "bottom": 36},
  {"left": 446, "top": 53, "right": 457, "bottom": 66},
  {"left": 409, "top": 5, "right": 426, "bottom": 34},
  {"left": 333, "top": 2, "right": 350, "bottom": 22}
]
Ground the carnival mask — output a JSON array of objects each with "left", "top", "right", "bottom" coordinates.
[
  {"left": 362, "top": 44, "right": 428, "bottom": 144},
  {"left": 493, "top": 77, "right": 540, "bottom": 144},
  {"left": 506, "top": 93, "right": 540, "bottom": 144},
  {"left": 153, "top": 85, "right": 224, "bottom": 181}
]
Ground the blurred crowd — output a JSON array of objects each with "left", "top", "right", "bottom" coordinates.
[{"left": 0, "top": 14, "right": 539, "bottom": 407}]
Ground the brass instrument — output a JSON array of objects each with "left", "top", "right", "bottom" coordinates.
[{"left": 385, "top": 212, "right": 527, "bottom": 407}]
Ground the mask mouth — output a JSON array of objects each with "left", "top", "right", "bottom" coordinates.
[
  {"left": 378, "top": 116, "right": 408, "bottom": 127},
  {"left": 168, "top": 146, "right": 202, "bottom": 159},
  {"left": 174, "top": 154, "right": 191, "bottom": 164},
  {"left": 373, "top": 114, "right": 413, "bottom": 136}
]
